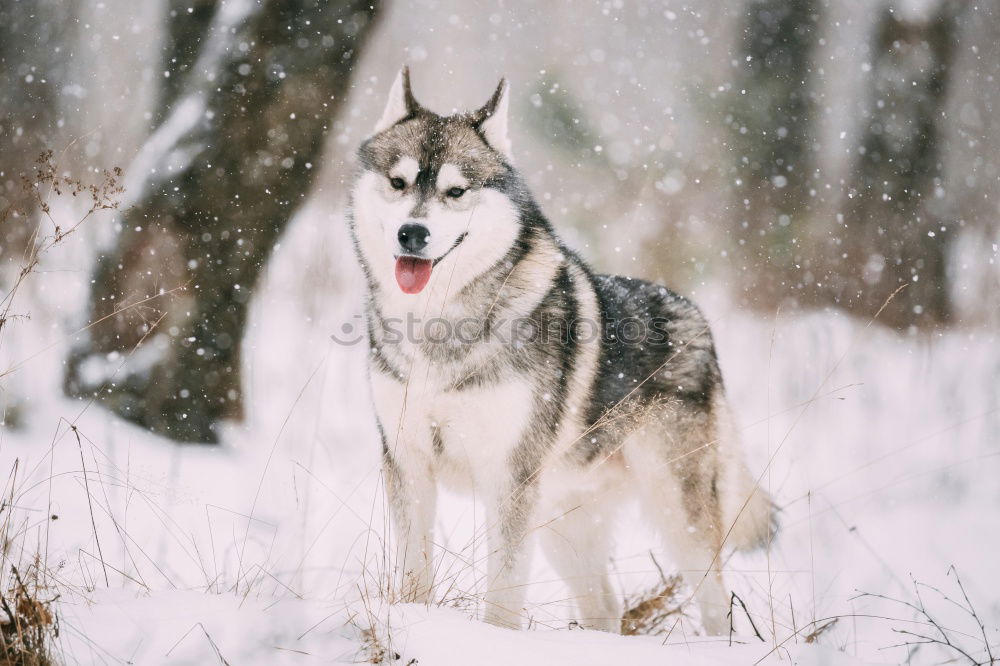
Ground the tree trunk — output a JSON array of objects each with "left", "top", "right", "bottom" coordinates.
[
  {"left": 728, "top": 0, "right": 821, "bottom": 309},
  {"left": 0, "top": 0, "right": 73, "bottom": 238},
  {"left": 65, "top": 0, "right": 381, "bottom": 442},
  {"left": 832, "top": 2, "right": 962, "bottom": 329},
  {"left": 160, "top": 0, "right": 219, "bottom": 117}
]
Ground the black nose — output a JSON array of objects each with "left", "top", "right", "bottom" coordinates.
[{"left": 397, "top": 223, "right": 430, "bottom": 254}]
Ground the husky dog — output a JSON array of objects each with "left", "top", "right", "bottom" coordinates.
[{"left": 348, "top": 68, "right": 776, "bottom": 634}]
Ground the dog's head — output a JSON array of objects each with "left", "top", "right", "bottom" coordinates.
[{"left": 352, "top": 67, "right": 521, "bottom": 298}]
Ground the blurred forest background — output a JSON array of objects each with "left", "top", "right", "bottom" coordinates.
[
  {"left": 1, "top": 0, "right": 998, "bottom": 444},
  {"left": 0, "top": 2, "right": 998, "bottom": 662}
]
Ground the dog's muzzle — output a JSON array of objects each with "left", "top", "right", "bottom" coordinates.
[
  {"left": 392, "top": 226, "right": 468, "bottom": 295},
  {"left": 397, "top": 222, "right": 429, "bottom": 254}
]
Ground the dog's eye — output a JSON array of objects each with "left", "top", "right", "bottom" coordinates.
[
  {"left": 446, "top": 187, "right": 466, "bottom": 199},
  {"left": 389, "top": 177, "right": 406, "bottom": 191}
]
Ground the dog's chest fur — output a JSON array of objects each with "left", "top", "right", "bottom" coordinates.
[
  {"left": 369, "top": 341, "right": 546, "bottom": 492},
  {"left": 367, "top": 236, "right": 602, "bottom": 489}
]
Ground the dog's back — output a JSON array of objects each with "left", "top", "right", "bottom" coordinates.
[{"left": 583, "top": 274, "right": 721, "bottom": 447}]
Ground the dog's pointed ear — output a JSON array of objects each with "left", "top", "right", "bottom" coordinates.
[
  {"left": 474, "top": 78, "right": 512, "bottom": 160},
  {"left": 374, "top": 66, "right": 419, "bottom": 134}
]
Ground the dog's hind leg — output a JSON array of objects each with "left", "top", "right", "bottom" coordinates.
[
  {"left": 536, "top": 476, "right": 621, "bottom": 632},
  {"left": 625, "top": 410, "right": 731, "bottom": 635}
]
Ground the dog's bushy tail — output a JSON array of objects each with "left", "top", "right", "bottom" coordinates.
[
  {"left": 715, "top": 393, "right": 779, "bottom": 552},
  {"left": 721, "top": 462, "right": 778, "bottom": 551}
]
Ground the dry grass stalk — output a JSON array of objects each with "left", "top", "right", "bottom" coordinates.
[
  {"left": 0, "top": 559, "right": 58, "bottom": 666},
  {"left": 620, "top": 554, "right": 686, "bottom": 636},
  {"left": 0, "top": 150, "right": 125, "bottom": 665},
  {"left": 803, "top": 617, "right": 838, "bottom": 644},
  {"left": 855, "top": 567, "right": 997, "bottom": 666}
]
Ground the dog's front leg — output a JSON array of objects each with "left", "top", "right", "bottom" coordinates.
[
  {"left": 383, "top": 448, "right": 437, "bottom": 603},
  {"left": 482, "top": 471, "right": 537, "bottom": 629}
]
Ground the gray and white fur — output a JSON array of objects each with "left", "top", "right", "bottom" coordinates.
[{"left": 347, "top": 68, "right": 777, "bottom": 634}]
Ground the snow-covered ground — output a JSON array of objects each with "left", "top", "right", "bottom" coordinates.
[{"left": 1, "top": 198, "right": 997, "bottom": 665}]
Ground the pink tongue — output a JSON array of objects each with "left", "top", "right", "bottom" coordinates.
[{"left": 395, "top": 256, "right": 434, "bottom": 294}]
